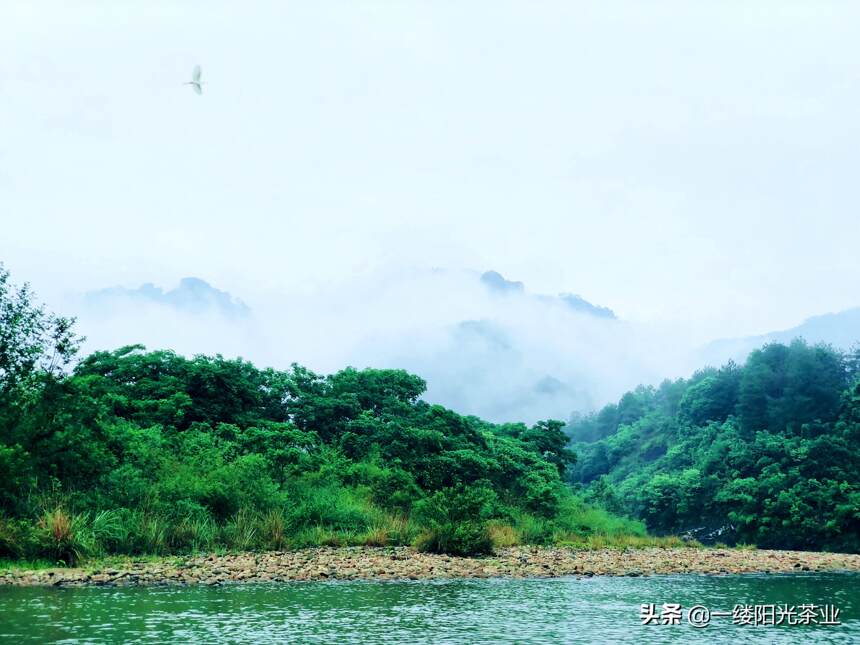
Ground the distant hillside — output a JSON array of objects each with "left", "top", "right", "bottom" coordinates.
[
  {"left": 84, "top": 277, "right": 250, "bottom": 318},
  {"left": 701, "top": 307, "right": 860, "bottom": 365},
  {"left": 568, "top": 339, "right": 860, "bottom": 552},
  {"left": 480, "top": 270, "right": 617, "bottom": 319}
]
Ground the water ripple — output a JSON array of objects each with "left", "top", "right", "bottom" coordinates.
[{"left": 0, "top": 573, "right": 857, "bottom": 644}]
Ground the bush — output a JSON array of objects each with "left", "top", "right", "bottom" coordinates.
[
  {"left": 360, "top": 514, "right": 419, "bottom": 547},
  {"left": 414, "top": 521, "right": 493, "bottom": 556},
  {"left": 412, "top": 484, "right": 497, "bottom": 555},
  {"left": 0, "top": 517, "right": 35, "bottom": 558},
  {"left": 290, "top": 526, "right": 354, "bottom": 548},
  {"left": 369, "top": 468, "right": 421, "bottom": 512},
  {"left": 136, "top": 513, "right": 168, "bottom": 554},
  {"left": 90, "top": 509, "right": 128, "bottom": 554},
  {"left": 287, "top": 482, "right": 382, "bottom": 533},
  {"left": 553, "top": 495, "right": 647, "bottom": 537}
]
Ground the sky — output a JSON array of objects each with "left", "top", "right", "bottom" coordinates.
[{"left": 2, "top": 1, "right": 860, "bottom": 343}]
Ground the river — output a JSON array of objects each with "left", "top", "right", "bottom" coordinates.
[{"left": 1, "top": 573, "right": 857, "bottom": 643}]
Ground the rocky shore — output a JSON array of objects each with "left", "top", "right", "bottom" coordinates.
[{"left": 3, "top": 547, "right": 860, "bottom": 587}]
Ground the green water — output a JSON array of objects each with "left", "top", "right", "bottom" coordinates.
[{"left": 0, "top": 573, "right": 858, "bottom": 644}]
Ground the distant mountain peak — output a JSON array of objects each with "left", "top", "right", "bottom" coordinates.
[
  {"left": 480, "top": 270, "right": 525, "bottom": 294},
  {"left": 480, "top": 270, "right": 616, "bottom": 320},
  {"left": 701, "top": 306, "right": 860, "bottom": 365},
  {"left": 85, "top": 277, "right": 250, "bottom": 318},
  {"left": 558, "top": 293, "right": 617, "bottom": 319}
]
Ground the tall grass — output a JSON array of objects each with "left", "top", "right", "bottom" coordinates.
[
  {"left": 487, "top": 522, "right": 520, "bottom": 548},
  {"left": 286, "top": 484, "right": 384, "bottom": 533},
  {"left": 0, "top": 491, "right": 699, "bottom": 565},
  {"left": 35, "top": 508, "right": 95, "bottom": 565},
  {"left": 223, "top": 509, "right": 259, "bottom": 550},
  {"left": 483, "top": 496, "right": 701, "bottom": 551},
  {"left": 170, "top": 513, "right": 216, "bottom": 552},
  {"left": 261, "top": 509, "right": 287, "bottom": 550},
  {"left": 138, "top": 513, "right": 168, "bottom": 554}
]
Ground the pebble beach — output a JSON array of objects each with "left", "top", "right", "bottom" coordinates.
[{"left": 3, "top": 546, "right": 860, "bottom": 587}]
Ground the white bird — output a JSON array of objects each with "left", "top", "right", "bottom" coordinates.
[{"left": 185, "top": 65, "right": 203, "bottom": 95}]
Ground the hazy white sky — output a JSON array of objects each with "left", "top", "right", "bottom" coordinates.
[{"left": 2, "top": 1, "right": 859, "bottom": 339}]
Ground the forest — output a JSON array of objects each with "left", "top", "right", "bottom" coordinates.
[
  {"left": 4, "top": 263, "right": 858, "bottom": 565},
  {"left": 569, "top": 339, "right": 860, "bottom": 552},
  {"left": 0, "top": 266, "right": 645, "bottom": 564}
]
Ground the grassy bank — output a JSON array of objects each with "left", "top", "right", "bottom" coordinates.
[{"left": 1, "top": 495, "right": 674, "bottom": 567}]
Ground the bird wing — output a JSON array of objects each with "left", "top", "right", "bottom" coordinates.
[
  {"left": 192, "top": 65, "right": 202, "bottom": 82},
  {"left": 192, "top": 82, "right": 202, "bottom": 95}
]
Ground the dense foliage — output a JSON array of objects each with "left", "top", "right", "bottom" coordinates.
[
  {"left": 569, "top": 340, "right": 860, "bottom": 552},
  {"left": 0, "top": 266, "right": 647, "bottom": 563}
]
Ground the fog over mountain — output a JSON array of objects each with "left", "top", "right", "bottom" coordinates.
[
  {"left": 701, "top": 306, "right": 860, "bottom": 366},
  {"left": 70, "top": 268, "right": 860, "bottom": 424},
  {"left": 71, "top": 269, "right": 690, "bottom": 424},
  {"left": 85, "top": 277, "right": 250, "bottom": 319}
]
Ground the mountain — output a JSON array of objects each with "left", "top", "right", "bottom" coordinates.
[
  {"left": 702, "top": 306, "right": 860, "bottom": 365},
  {"left": 556, "top": 293, "right": 617, "bottom": 319},
  {"left": 480, "top": 270, "right": 616, "bottom": 319},
  {"left": 71, "top": 269, "right": 655, "bottom": 424},
  {"left": 480, "top": 270, "right": 524, "bottom": 294},
  {"left": 84, "top": 277, "right": 251, "bottom": 319}
]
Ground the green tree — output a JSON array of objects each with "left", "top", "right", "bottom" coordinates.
[{"left": 0, "top": 264, "right": 82, "bottom": 398}]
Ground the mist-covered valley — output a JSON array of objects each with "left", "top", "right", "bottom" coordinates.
[{"left": 65, "top": 268, "right": 860, "bottom": 424}]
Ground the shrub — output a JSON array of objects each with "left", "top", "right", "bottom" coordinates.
[
  {"left": 0, "top": 517, "right": 35, "bottom": 558},
  {"left": 361, "top": 525, "right": 390, "bottom": 547},
  {"left": 290, "top": 526, "right": 354, "bottom": 548},
  {"left": 412, "top": 484, "right": 497, "bottom": 555},
  {"left": 368, "top": 468, "right": 421, "bottom": 512},
  {"left": 361, "top": 514, "right": 417, "bottom": 547},
  {"left": 553, "top": 495, "right": 647, "bottom": 538},
  {"left": 414, "top": 521, "right": 493, "bottom": 556}
]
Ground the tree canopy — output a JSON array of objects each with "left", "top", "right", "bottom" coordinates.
[{"left": 569, "top": 340, "right": 860, "bottom": 552}]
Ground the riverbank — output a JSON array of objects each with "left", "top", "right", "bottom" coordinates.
[{"left": 3, "top": 546, "right": 860, "bottom": 587}]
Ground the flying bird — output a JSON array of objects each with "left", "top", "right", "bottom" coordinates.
[{"left": 185, "top": 65, "right": 203, "bottom": 95}]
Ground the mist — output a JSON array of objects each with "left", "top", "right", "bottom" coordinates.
[{"left": 65, "top": 269, "right": 697, "bottom": 424}]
